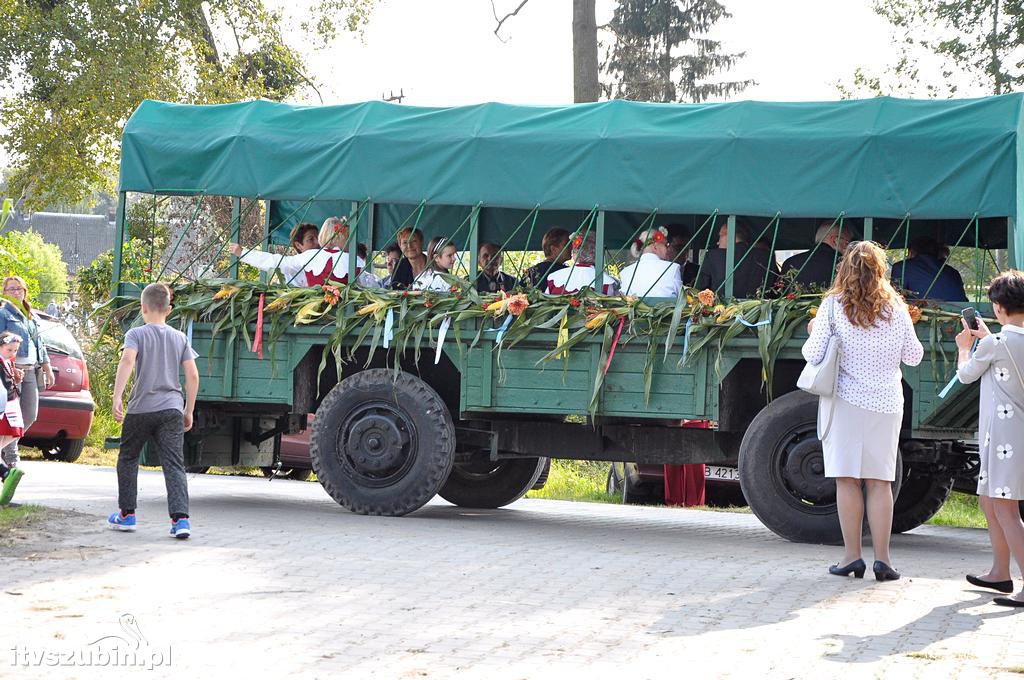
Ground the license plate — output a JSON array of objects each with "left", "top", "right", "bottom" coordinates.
[{"left": 705, "top": 465, "right": 739, "bottom": 482}]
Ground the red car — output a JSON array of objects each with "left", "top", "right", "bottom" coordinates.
[
  {"left": 22, "top": 316, "right": 94, "bottom": 462},
  {"left": 607, "top": 463, "right": 746, "bottom": 507}
]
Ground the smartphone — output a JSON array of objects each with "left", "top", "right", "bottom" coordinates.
[{"left": 962, "top": 307, "right": 979, "bottom": 331}]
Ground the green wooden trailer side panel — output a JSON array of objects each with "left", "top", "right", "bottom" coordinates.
[
  {"left": 185, "top": 319, "right": 972, "bottom": 437},
  {"left": 459, "top": 336, "right": 709, "bottom": 419}
]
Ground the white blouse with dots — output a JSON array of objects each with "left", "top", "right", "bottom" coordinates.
[{"left": 801, "top": 295, "right": 924, "bottom": 414}]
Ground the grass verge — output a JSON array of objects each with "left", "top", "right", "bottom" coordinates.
[
  {"left": 527, "top": 460, "right": 622, "bottom": 503},
  {"left": 0, "top": 504, "right": 47, "bottom": 533},
  {"left": 926, "top": 492, "right": 987, "bottom": 529}
]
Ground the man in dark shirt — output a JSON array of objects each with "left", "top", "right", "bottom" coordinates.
[
  {"left": 665, "top": 224, "right": 698, "bottom": 286},
  {"left": 523, "top": 228, "right": 570, "bottom": 289},
  {"left": 475, "top": 242, "right": 517, "bottom": 293},
  {"left": 780, "top": 221, "right": 857, "bottom": 290},
  {"left": 890, "top": 237, "right": 967, "bottom": 301},
  {"left": 696, "top": 221, "right": 778, "bottom": 298}
]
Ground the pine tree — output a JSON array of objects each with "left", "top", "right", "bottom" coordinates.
[{"left": 602, "top": 0, "right": 752, "bottom": 103}]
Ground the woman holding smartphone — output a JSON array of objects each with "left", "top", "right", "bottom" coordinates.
[{"left": 956, "top": 270, "right": 1024, "bottom": 607}]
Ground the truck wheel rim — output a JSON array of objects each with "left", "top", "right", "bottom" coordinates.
[
  {"left": 773, "top": 423, "right": 837, "bottom": 512},
  {"left": 338, "top": 402, "right": 416, "bottom": 486}
]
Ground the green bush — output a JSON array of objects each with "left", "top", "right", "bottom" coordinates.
[{"left": 0, "top": 229, "right": 68, "bottom": 305}]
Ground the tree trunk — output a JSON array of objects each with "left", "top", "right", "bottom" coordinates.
[{"left": 572, "top": 0, "right": 599, "bottom": 102}]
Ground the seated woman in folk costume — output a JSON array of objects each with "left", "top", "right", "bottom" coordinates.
[
  {"left": 413, "top": 236, "right": 460, "bottom": 292},
  {"left": 618, "top": 226, "right": 682, "bottom": 298},
  {"left": 229, "top": 217, "right": 371, "bottom": 287},
  {"left": 543, "top": 232, "right": 619, "bottom": 296}
]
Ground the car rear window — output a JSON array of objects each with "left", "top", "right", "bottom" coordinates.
[{"left": 38, "top": 321, "right": 84, "bottom": 359}]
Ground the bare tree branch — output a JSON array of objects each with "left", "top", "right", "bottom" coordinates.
[{"left": 491, "top": 0, "right": 530, "bottom": 43}]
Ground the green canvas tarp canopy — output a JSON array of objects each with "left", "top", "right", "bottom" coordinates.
[{"left": 120, "top": 95, "right": 1024, "bottom": 222}]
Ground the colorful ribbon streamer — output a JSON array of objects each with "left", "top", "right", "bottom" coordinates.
[
  {"left": 434, "top": 316, "right": 452, "bottom": 365},
  {"left": 603, "top": 316, "right": 626, "bottom": 375},
  {"left": 556, "top": 315, "right": 570, "bottom": 359},
  {"left": 383, "top": 308, "right": 395, "bottom": 349},
  {"left": 682, "top": 317, "right": 694, "bottom": 358},
  {"left": 494, "top": 315, "right": 513, "bottom": 345},
  {"left": 736, "top": 311, "right": 772, "bottom": 328},
  {"left": 251, "top": 293, "right": 265, "bottom": 359},
  {"left": 939, "top": 338, "right": 976, "bottom": 399}
]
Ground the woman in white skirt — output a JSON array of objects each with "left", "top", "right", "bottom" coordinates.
[
  {"left": 803, "top": 241, "right": 923, "bottom": 581},
  {"left": 955, "top": 270, "right": 1024, "bottom": 607}
]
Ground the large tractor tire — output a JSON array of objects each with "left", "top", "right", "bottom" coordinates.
[
  {"left": 439, "top": 456, "right": 547, "bottom": 508},
  {"left": 311, "top": 369, "right": 455, "bottom": 516},
  {"left": 891, "top": 468, "right": 955, "bottom": 533},
  {"left": 739, "top": 391, "right": 903, "bottom": 544}
]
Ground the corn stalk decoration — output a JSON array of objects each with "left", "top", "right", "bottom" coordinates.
[{"left": 97, "top": 280, "right": 964, "bottom": 417}]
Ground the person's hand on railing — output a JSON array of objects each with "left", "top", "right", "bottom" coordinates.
[{"left": 228, "top": 243, "right": 242, "bottom": 257}]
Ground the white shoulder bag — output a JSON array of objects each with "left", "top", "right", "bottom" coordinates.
[{"left": 798, "top": 296, "right": 841, "bottom": 397}]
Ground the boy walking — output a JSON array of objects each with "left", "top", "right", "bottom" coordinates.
[{"left": 109, "top": 283, "right": 199, "bottom": 539}]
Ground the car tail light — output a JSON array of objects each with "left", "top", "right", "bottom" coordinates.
[{"left": 74, "top": 357, "right": 89, "bottom": 391}]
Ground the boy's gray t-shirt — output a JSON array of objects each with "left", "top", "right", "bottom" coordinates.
[{"left": 124, "top": 324, "right": 198, "bottom": 414}]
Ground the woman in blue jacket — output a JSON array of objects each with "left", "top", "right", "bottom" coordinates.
[{"left": 0, "top": 276, "right": 55, "bottom": 468}]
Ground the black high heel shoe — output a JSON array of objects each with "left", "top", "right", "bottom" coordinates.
[
  {"left": 829, "top": 558, "right": 866, "bottom": 578},
  {"left": 873, "top": 560, "right": 900, "bottom": 581},
  {"left": 966, "top": 574, "right": 1014, "bottom": 593}
]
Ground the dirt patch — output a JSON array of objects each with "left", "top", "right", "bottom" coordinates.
[{"left": 1, "top": 505, "right": 111, "bottom": 560}]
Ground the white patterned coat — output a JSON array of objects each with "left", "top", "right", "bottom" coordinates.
[{"left": 957, "top": 325, "right": 1024, "bottom": 500}]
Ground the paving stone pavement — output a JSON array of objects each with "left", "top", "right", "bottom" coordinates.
[{"left": 3, "top": 460, "right": 1024, "bottom": 679}]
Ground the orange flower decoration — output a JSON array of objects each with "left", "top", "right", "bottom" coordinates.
[
  {"left": 572, "top": 235, "right": 584, "bottom": 249},
  {"left": 507, "top": 294, "right": 529, "bottom": 317},
  {"left": 322, "top": 284, "right": 341, "bottom": 306},
  {"left": 652, "top": 230, "right": 666, "bottom": 243},
  {"left": 697, "top": 289, "right": 715, "bottom": 307},
  {"left": 908, "top": 305, "right": 922, "bottom": 324}
]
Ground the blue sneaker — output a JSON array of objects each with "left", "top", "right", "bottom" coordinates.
[
  {"left": 170, "top": 518, "right": 191, "bottom": 539},
  {"left": 107, "top": 512, "right": 137, "bottom": 532}
]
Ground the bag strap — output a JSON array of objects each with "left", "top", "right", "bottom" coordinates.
[{"left": 1003, "top": 337, "right": 1024, "bottom": 393}]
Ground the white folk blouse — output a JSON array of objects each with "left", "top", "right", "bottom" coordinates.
[
  {"left": 239, "top": 248, "right": 365, "bottom": 287},
  {"left": 412, "top": 269, "right": 453, "bottom": 292},
  {"left": 544, "top": 265, "right": 619, "bottom": 296},
  {"left": 619, "top": 253, "right": 682, "bottom": 298},
  {"left": 801, "top": 295, "right": 924, "bottom": 414}
]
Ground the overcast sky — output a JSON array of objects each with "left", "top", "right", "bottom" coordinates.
[
  {"left": 1, "top": 0, "right": 984, "bottom": 171},
  {"left": 294, "top": 0, "right": 908, "bottom": 107}
]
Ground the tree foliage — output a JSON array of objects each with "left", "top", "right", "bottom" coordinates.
[
  {"left": 840, "top": 1, "right": 1024, "bottom": 98},
  {"left": 0, "top": 0, "right": 378, "bottom": 208},
  {"left": 602, "top": 0, "right": 752, "bottom": 103},
  {"left": 0, "top": 229, "right": 69, "bottom": 305}
]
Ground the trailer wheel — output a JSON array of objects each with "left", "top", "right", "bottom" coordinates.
[
  {"left": 739, "top": 391, "right": 903, "bottom": 544},
  {"left": 311, "top": 369, "right": 454, "bottom": 516},
  {"left": 531, "top": 458, "right": 552, "bottom": 490},
  {"left": 438, "top": 456, "right": 546, "bottom": 508},
  {"left": 891, "top": 467, "right": 955, "bottom": 533},
  {"left": 606, "top": 463, "right": 663, "bottom": 504}
]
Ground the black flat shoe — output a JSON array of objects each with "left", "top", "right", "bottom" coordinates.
[
  {"left": 993, "top": 596, "right": 1024, "bottom": 608},
  {"left": 829, "top": 558, "right": 866, "bottom": 578},
  {"left": 873, "top": 561, "right": 900, "bottom": 581},
  {"left": 967, "top": 574, "right": 1014, "bottom": 593}
]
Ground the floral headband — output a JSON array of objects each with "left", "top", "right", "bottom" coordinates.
[
  {"left": 571, "top": 233, "right": 585, "bottom": 250},
  {"left": 634, "top": 227, "right": 668, "bottom": 251},
  {"left": 0, "top": 335, "right": 21, "bottom": 345}
]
